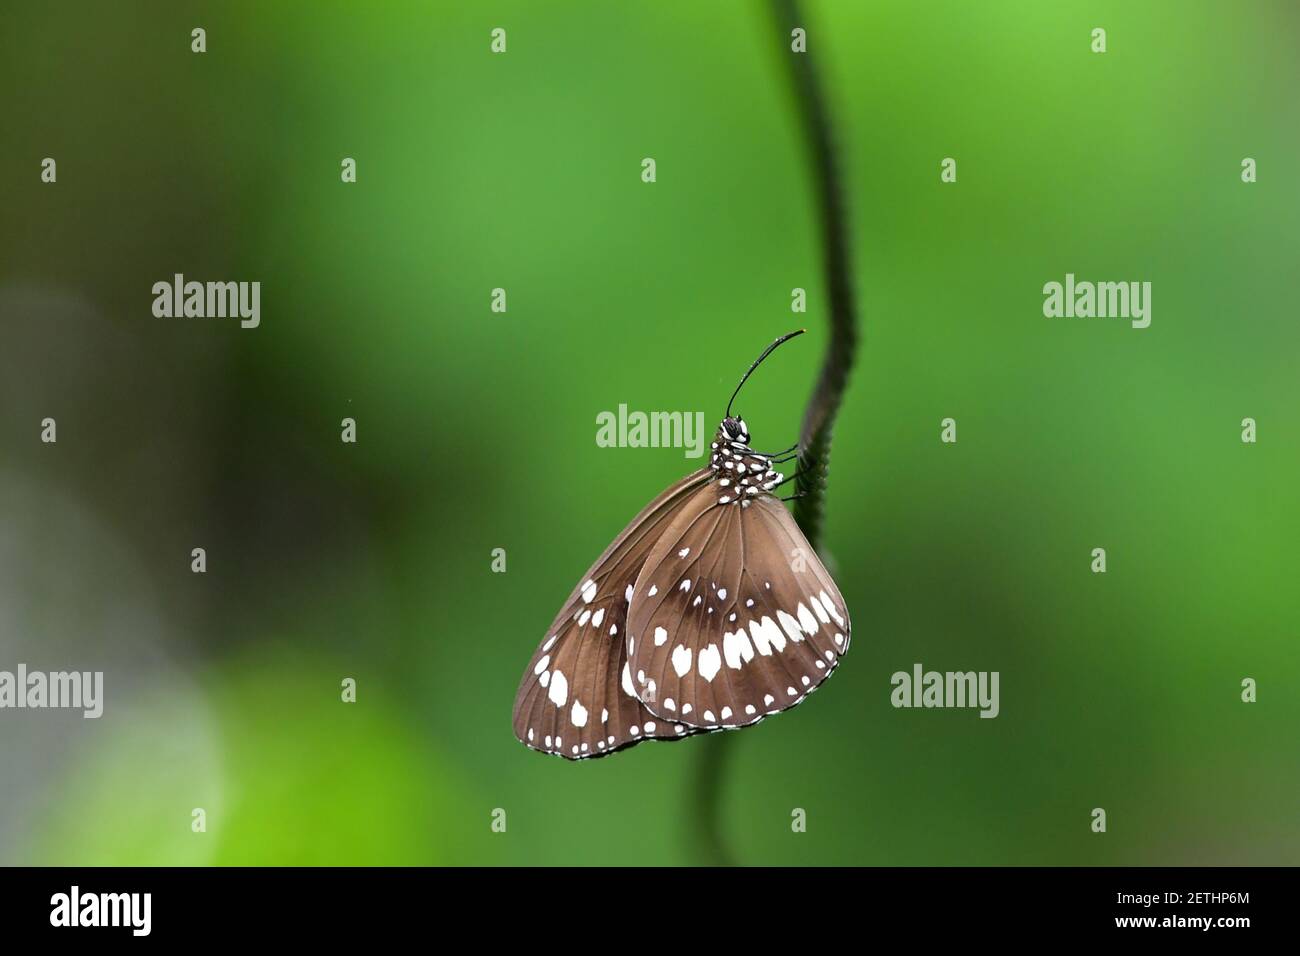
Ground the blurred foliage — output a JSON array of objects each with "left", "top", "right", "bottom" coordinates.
[
  {"left": 1, "top": 1, "right": 1296, "bottom": 864},
  {"left": 25, "top": 649, "right": 489, "bottom": 866}
]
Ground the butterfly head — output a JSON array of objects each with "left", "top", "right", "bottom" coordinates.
[
  {"left": 720, "top": 415, "right": 750, "bottom": 447},
  {"left": 710, "top": 331, "right": 804, "bottom": 506}
]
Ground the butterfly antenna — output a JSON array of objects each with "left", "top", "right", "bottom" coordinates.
[{"left": 726, "top": 329, "right": 806, "bottom": 418}]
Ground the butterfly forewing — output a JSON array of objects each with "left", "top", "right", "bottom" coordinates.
[
  {"left": 513, "top": 469, "right": 712, "bottom": 759},
  {"left": 626, "top": 490, "right": 850, "bottom": 729}
]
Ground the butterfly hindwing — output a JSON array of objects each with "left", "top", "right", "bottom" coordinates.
[
  {"left": 626, "top": 488, "right": 850, "bottom": 729},
  {"left": 512, "top": 469, "right": 712, "bottom": 759}
]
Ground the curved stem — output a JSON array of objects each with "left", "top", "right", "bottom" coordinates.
[
  {"left": 775, "top": 0, "right": 859, "bottom": 547},
  {"left": 689, "top": 732, "right": 738, "bottom": 866},
  {"left": 689, "top": 0, "right": 860, "bottom": 865}
]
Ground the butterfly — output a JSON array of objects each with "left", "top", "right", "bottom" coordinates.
[{"left": 512, "top": 330, "right": 851, "bottom": 759}]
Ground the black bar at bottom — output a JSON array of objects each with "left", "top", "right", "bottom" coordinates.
[{"left": 0, "top": 866, "right": 1285, "bottom": 941}]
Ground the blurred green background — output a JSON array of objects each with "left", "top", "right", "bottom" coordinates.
[{"left": 1, "top": 0, "right": 1296, "bottom": 865}]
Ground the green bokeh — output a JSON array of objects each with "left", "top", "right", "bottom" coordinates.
[{"left": 1, "top": 1, "right": 1296, "bottom": 865}]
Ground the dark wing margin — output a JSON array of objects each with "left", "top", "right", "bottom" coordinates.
[{"left": 512, "top": 469, "right": 713, "bottom": 759}]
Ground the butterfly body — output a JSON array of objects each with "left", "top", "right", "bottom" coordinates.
[
  {"left": 708, "top": 416, "right": 785, "bottom": 506},
  {"left": 512, "top": 333, "right": 851, "bottom": 759}
]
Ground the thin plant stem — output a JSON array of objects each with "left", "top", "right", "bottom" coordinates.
[{"left": 690, "top": 0, "right": 860, "bottom": 866}]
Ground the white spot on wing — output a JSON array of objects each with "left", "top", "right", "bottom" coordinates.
[
  {"left": 571, "top": 700, "right": 588, "bottom": 727},
  {"left": 750, "top": 616, "right": 786, "bottom": 655},
  {"left": 581, "top": 580, "right": 597, "bottom": 603},
  {"left": 548, "top": 670, "right": 568, "bottom": 707},
  {"left": 698, "top": 644, "right": 722, "bottom": 682},
  {"left": 776, "top": 609, "right": 804, "bottom": 644},
  {"left": 654, "top": 626, "right": 668, "bottom": 646},
  {"left": 534, "top": 655, "right": 550, "bottom": 676},
  {"left": 819, "top": 590, "right": 845, "bottom": 626},
  {"left": 671, "top": 644, "right": 693, "bottom": 678},
  {"left": 723, "top": 629, "right": 755, "bottom": 669}
]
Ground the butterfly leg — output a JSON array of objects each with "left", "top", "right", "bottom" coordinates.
[
  {"left": 749, "top": 441, "right": 800, "bottom": 459},
  {"left": 768, "top": 470, "right": 810, "bottom": 491}
]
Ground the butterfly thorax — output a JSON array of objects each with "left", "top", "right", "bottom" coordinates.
[{"left": 708, "top": 416, "right": 784, "bottom": 507}]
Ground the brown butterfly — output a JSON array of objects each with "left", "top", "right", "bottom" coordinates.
[{"left": 513, "top": 331, "right": 851, "bottom": 759}]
